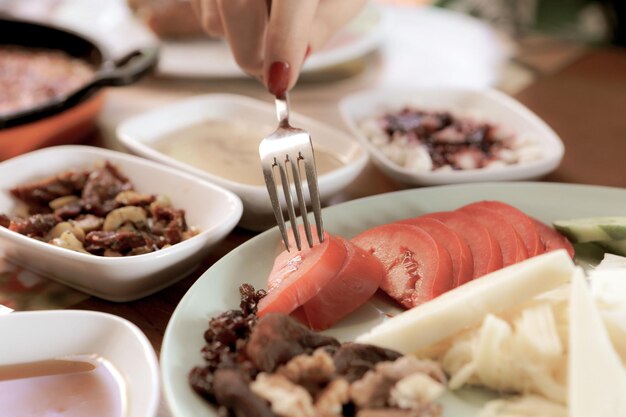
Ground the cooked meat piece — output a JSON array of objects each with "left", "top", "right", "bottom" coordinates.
[
  {"left": 10, "top": 169, "right": 88, "bottom": 210},
  {"left": 189, "top": 366, "right": 217, "bottom": 402},
  {"left": 54, "top": 201, "right": 83, "bottom": 220},
  {"left": 246, "top": 313, "right": 339, "bottom": 373},
  {"left": 84, "top": 230, "right": 154, "bottom": 254},
  {"left": 213, "top": 369, "right": 276, "bottom": 417},
  {"left": 250, "top": 373, "right": 315, "bottom": 417},
  {"left": 314, "top": 378, "right": 350, "bottom": 416},
  {"left": 350, "top": 369, "right": 393, "bottom": 409},
  {"left": 333, "top": 343, "right": 403, "bottom": 383},
  {"left": 9, "top": 214, "right": 58, "bottom": 238},
  {"left": 81, "top": 162, "right": 132, "bottom": 216},
  {"left": 151, "top": 205, "right": 188, "bottom": 244}
]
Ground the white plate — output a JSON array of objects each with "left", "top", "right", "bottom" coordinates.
[
  {"left": 157, "top": 4, "right": 385, "bottom": 78},
  {"left": 340, "top": 87, "right": 565, "bottom": 186},
  {"left": 117, "top": 94, "right": 368, "bottom": 230},
  {"left": 0, "top": 145, "right": 243, "bottom": 301},
  {"left": 161, "top": 182, "right": 626, "bottom": 417},
  {"left": 0, "top": 309, "right": 159, "bottom": 417}
]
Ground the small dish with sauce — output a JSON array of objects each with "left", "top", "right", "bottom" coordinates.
[
  {"left": 0, "top": 309, "right": 159, "bottom": 417},
  {"left": 117, "top": 94, "right": 368, "bottom": 230}
]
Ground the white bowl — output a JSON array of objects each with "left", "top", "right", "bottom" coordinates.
[
  {"left": 0, "top": 310, "right": 159, "bottom": 417},
  {"left": 339, "top": 87, "right": 565, "bottom": 186},
  {"left": 0, "top": 145, "right": 243, "bottom": 301},
  {"left": 117, "top": 94, "right": 369, "bottom": 230}
]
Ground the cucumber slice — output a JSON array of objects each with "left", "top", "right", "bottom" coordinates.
[
  {"left": 553, "top": 217, "right": 626, "bottom": 243},
  {"left": 596, "top": 240, "right": 626, "bottom": 257}
]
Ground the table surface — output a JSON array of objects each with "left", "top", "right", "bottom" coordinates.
[{"left": 20, "top": 46, "right": 626, "bottom": 416}]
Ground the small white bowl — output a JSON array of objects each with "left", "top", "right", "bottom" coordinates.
[
  {"left": 0, "top": 310, "right": 159, "bottom": 417},
  {"left": 339, "top": 87, "right": 565, "bottom": 186},
  {"left": 117, "top": 94, "right": 368, "bottom": 230},
  {"left": 0, "top": 145, "right": 243, "bottom": 301}
]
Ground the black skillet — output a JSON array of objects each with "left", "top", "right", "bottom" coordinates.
[{"left": 0, "top": 17, "right": 159, "bottom": 129}]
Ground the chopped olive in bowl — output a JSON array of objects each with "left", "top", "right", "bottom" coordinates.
[{"left": 0, "top": 145, "right": 243, "bottom": 301}]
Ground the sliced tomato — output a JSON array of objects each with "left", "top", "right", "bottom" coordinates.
[
  {"left": 424, "top": 211, "right": 503, "bottom": 279},
  {"left": 352, "top": 223, "right": 454, "bottom": 309},
  {"left": 463, "top": 201, "right": 544, "bottom": 257},
  {"left": 459, "top": 205, "right": 529, "bottom": 267},
  {"left": 398, "top": 217, "right": 473, "bottom": 287},
  {"left": 298, "top": 237, "right": 384, "bottom": 330},
  {"left": 258, "top": 231, "right": 347, "bottom": 317},
  {"left": 532, "top": 218, "right": 575, "bottom": 258}
]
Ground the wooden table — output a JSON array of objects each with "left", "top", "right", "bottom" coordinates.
[{"left": 72, "top": 47, "right": 625, "bottom": 416}]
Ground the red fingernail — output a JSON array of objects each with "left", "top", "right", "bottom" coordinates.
[
  {"left": 305, "top": 45, "right": 312, "bottom": 59},
  {"left": 267, "top": 61, "right": 290, "bottom": 97}
]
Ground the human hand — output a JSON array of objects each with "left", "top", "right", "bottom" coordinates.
[{"left": 192, "top": 0, "right": 366, "bottom": 96}]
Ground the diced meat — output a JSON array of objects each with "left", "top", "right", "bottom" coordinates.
[
  {"left": 213, "top": 369, "right": 276, "bottom": 417},
  {"left": 84, "top": 230, "right": 155, "bottom": 254},
  {"left": 352, "top": 224, "right": 454, "bottom": 308},
  {"left": 10, "top": 169, "right": 88, "bottom": 210},
  {"left": 81, "top": 162, "right": 132, "bottom": 216},
  {"left": 8, "top": 214, "right": 58, "bottom": 238},
  {"left": 532, "top": 218, "right": 575, "bottom": 258},
  {"left": 333, "top": 343, "right": 403, "bottom": 383},
  {"left": 459, "top": 205, "right": 529, "bottom": 267},
  {"left": 258, "top": 231, "right": 347, "bottom": 317},
  {"left": 0, "top": 214, "right": 11, "bottom": 228},
  {"left": 423, "top": 211, "right": 503, "bottom": 279},
  {"left": 245, "top": 313, "right": 339, "bottom": 373},
  {"left": 299, "top": 237, "right": 384, "bottom": 330},
  {"left": 397, "top": 217, "right": 473, "bottom": 286},
  {"left": 464, "top": 201, "right": 544, "bottom": 256}
]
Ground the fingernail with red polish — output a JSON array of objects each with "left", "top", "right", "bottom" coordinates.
[
  {"left": 268, "top": 61, "right": 290, "bottom": 97},
  {"left": 305, "top": 45, "right": 312, "bottom": 60}
]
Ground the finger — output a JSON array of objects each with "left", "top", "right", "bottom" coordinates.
[
  {"left": 309, "top": 0, "right": 366, "bottom": 51},
  {"left": 264, "top": 0, "right": 319, "bottom": 95},
  {"left": 193, "top": 0, "right": 224, "bottom": 38},
  {"left": 217, "top": 0, "right": 268, "bottom": 78}
]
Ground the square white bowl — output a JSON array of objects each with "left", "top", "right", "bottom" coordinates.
[
  {"left": 0, "top": 145, "right": 243, "bottom": 301},
  {"left": 0, "top": 310, "right": 159, "bottom": 417},
  {"left": 117, "top": 94, "right": 369, "bottom": 230},
  {"left": 339, "top": 87, "right": 565, "bottom": 186}
]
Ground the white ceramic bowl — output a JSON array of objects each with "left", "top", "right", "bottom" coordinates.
[
  {"left": 117, "top": 94, "right": 369, "bottom": 230},
  {"left": 0, "top": 145, "right": 243, "bottom": 301},
  {"left": 0, "top": 310, "right": 159, "bottom": 417},
  {"left": 339, "top": 87, "right": 565, "bottom": 186}
]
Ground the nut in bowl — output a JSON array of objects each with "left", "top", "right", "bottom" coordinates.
[
  {"left": 339, "top": 88, "right": 565, "bottom": 186},
  {"left": 117, "top": 94, "right": 369, "bottom": 231},
  {"left": 0, "top": 145, "right": 243, "bottom": 301}
]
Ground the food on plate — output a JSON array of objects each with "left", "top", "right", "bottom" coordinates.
[
  {"left": 190, "top": 284, "right": 447, "bottom": 417},
  {"left": 0, "top": 161, "right": 198, "bottom": 256},
  {"left": 0, "top": 46, "right": 94, "bottom": 117},
  {"left": 0, "top": 357, "right": 124, "bottom": 417},
  {"left": 554, "top": 216, "right": 626, "bottom": 256},
  {"left": 256, "top": 201, "right": 572, "bottom": 328},
  {"left": 357, "top": 252, "right": 626, "bottom": 416},
  {"left": 352, "top": 224, "right": 454, "bottom": 309},
  {"left": 356, "top": 250, "right": 575, "bottom": 353},
  {"left": 127, "top": 0, "right": 205, "bottom": 39},
  {"left": 151, "top": 120, "right": 344, "bottom": 186},
  {"left": 258, "top": 230, "right": 383, "bottom": 330},
  {"left": 358, "top": 106, "right": 543, "bottom": 172}
]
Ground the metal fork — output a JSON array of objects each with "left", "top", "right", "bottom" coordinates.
[{"left": 259, "top": 93, "right": 324, "bottom": 251}]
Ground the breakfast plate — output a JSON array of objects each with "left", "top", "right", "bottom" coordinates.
[{"left": 161, "top": 182, "right": 626, "bottom": 417}]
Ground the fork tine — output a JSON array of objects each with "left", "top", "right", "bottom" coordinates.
[
  {"left": 278, "top": 156, "right": 302, "bottom": 251},
  {"left": 262, "top": 162, "right": 290, "bottom": 251},
  {"left": 302, "top": 148, "right": 324, "bottom": 243},
  {"left": 290, "top": 154, "right": 314, "bottom": 248}
]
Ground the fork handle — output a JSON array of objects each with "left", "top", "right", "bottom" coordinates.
[{"left": 275, "top": 93, "right": 290, "bottom": 128}]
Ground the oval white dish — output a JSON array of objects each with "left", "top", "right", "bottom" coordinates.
[
  {"left": 339, "top": 87, "right": 565, "bottom": 186},
  {"left": 0, "top": 145, "right": 243, "bottom": 301},
  {"left": 117, "top": 94, "right": 368, "bottom": 230}
]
